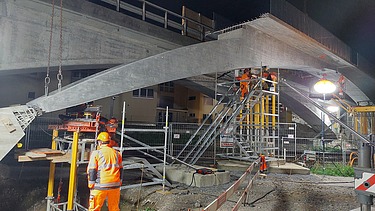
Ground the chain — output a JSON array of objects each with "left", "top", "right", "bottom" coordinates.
[
  {"left": 57, "top": 0, "right": 63, "bottom": 91},
  {"left": 45, "top": 0, "right": 55, "bottom": 96}
]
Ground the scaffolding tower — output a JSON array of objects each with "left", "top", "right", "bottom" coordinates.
[{"left": 176, "top": 67, "right": 280, "bottom": 165}]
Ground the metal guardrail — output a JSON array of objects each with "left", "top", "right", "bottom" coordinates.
[{"left": 100, "top": 0, "right": 213, "bottom": 41}]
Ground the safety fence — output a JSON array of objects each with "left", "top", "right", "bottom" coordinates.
[
  {"left": 96, "top": 0, "right": 214, "bottom": 41},
  {"left": 23, "top": 115, "right": 62, "bottom": 150},
  {"left": 168, "top": 122, "right": 221, "bottom": 163},
  {"left": 201, "top": 158, "right": 260, "bottom": 211},
  {"left": 280, "top": 137, "right": 358, "bottom": 165},
  {"left": 24, "top": 118, "right": 359, "bottom": 167}
]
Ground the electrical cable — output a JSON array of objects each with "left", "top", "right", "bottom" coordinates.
[
  {"left": 188, "top": 172, "right": 197, "bottom": 187},
  {"left": 39, "top": 125, "right": 54, "bottom": 137},
  {"left": 190, "top": 191, "right": 239, "bottom": 204},
  {"left": 247, "top": 187, "right": 276, "bottom": 207}
]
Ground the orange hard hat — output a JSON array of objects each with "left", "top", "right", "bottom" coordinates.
[{"left": 97, "top": 132, "right": 110, "bottom": 143}]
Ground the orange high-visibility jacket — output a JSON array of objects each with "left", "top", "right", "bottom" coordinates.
[
  {"left": 240, "top": 73, "right": 250, "bottom": 97},
  {"left": 87, "top": 145, "right": 123, "bottom": 190}
]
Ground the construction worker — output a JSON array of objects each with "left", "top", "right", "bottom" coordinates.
[
  {"left": 259, "top": 154, "right": 267, "bottom": 173},
  {"left": 262, "top": 70, "right": 277, "bottom": 91},
  {"left": 87, "top": 132, "right": 123, "bottom": 211},
  {"left": 240, "top": 68, "right": 251, "bottom": 97}
]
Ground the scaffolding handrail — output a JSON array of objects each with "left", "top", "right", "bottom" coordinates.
[
  {"left": 179, "top": 82, "right": 248, "bottom": 163},
  {"left": 190, "top": 85, "right": 263, "bottom": 164},
  {"left": 180, "top": 79, "right": 263, "bottom": 165}
]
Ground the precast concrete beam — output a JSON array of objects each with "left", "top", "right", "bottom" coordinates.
[{"left": 28, "top": 15, "right": 360, "bottom": 113}]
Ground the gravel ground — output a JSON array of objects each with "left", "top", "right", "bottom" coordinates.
[
  {"left": 0, "top": 163, "right": 361, "bottom": 211},
  {"left": 120, "top": 171, "right": 359, "bottom": 211}
]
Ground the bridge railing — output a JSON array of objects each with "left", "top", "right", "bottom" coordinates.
[{"left": 99, "top": 0, "right": 214, "bottom": 41}]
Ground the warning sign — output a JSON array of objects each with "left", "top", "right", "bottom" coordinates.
[
  {"left": 355, "top": 172, "right": 375, "bottom": 194},
  {"left": 220, "top": 125, "right": 234, "bottom": 148}
]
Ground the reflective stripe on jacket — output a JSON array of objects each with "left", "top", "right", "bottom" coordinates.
[{"left": 87, "top": 145, "right": 123, "bottom": 189}]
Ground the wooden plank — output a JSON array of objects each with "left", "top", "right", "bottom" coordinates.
[
  {"left": 29, "top": 148, "right": 64, "bottom": 155},
  {"left": 18, "top": 155, "right": 48, "bottom": 162},
  {"left": 51, "top": 153, "right": 71, "bottom": 163},
  {"left": 25, "top": 151, "right": 47, "bottom": 158},
  {"left": 18, "top": 152, "right": 71, "bottom": 163}
]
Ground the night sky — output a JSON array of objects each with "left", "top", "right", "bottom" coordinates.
[{"left": 148, "top": 0, "right": 375, "bottom": 65}]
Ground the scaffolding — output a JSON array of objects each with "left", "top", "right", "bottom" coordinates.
[
  {"left": 18, "top": 104, "right": 175, "bottom": 211},
  {"left": 176, "top": 67, "right": 280, "bottom": 164}
]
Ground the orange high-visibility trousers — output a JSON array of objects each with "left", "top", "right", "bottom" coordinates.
[{"left": 89, "top": 188, "right": 120, "bottom": 211}]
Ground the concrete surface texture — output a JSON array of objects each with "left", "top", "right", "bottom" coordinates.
[
  {"left": 157, "top": 164, "right": 230, "bottom": 188},
  {"left": 0, "top": 0, "right": 196, "bottom": 74}
]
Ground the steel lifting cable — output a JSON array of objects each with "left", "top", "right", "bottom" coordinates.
[
  {"left": 57, "top": 0, "right": 63, "bottom": 91},
  {"left": 45, "top": 0, "right": 55, "bottom": 96}
]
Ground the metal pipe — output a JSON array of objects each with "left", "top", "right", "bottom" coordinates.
[
  {"left": 142, "top": 0, "right": 146, "bottom": 21},
  {"left": 164, "top": 11, "right": 168, "bottom": 28},
  {"left": 46, "top": 129, "right": 58, "bottom": 211},
  {"left": 116, "top": 0, "right": 120, "bottom": 11},
  {"left": 162, "top": 106, "right": 168, "bottom": 191},
  {"left": 265, "top": 95, "right": 269, "bottom": 128},
  {"left": 67, "top": 131, "right": 79, "bottom": 211},
  {"left": 120, "top": 101, "right": 125, "bottom": 153}
]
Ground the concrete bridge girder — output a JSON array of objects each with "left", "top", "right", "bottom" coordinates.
[{"left": 28, "top": 16, "right": 352, "bottom": 113}]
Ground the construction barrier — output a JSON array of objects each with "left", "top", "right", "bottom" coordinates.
[{"left": 203, "top": 158, "right": 260, "bottom": 211}]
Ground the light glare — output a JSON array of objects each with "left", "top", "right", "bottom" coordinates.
[
  {"left": 314, "top": 79, "right": 336, "bottom": 94},
  {"left": 327, "top": 106, "right": 339, "bottom": 112}
]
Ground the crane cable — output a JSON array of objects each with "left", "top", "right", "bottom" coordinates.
[
  {"left": 44, "top": 0, "right": 64, "bottom": 95},
  {"left": 57, "top": 0, "right": 63, "bottom": 91},
  {"left": 44, "top": 0, "right": 55, "bottom": 96}
]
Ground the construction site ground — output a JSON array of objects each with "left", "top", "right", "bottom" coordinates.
[{"left": 0, "top": 160, "right": 361, "bottom": 211}]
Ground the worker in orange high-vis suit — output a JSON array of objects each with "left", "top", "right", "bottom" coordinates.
[
  {"left": 259, "top": 154, "right": 267, "bottom": 173},
  {"left": 87, "top": 132, "right": 123, "bottom": 211},
  {"left": 240, "top": 68, "right": 251, "bottom": 97}
]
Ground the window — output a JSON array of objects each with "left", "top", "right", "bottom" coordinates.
[
  {"left": 158, "top": 96, "right": 174, "bottom": 108},
  {"left": 203, "top": 113, "right": 212, "bottom": 123},
  {"left": 133, "top": 88, "right": 154, "bottom": 98},
  {"left": 158, "top": 112, "right": 173, "bottom": 122},
  {"left": 188, "top": 96, "right": 196, "bottom": 101},
  {"left": 159, "top": 82, "right": 174, "bottom": 93}
]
